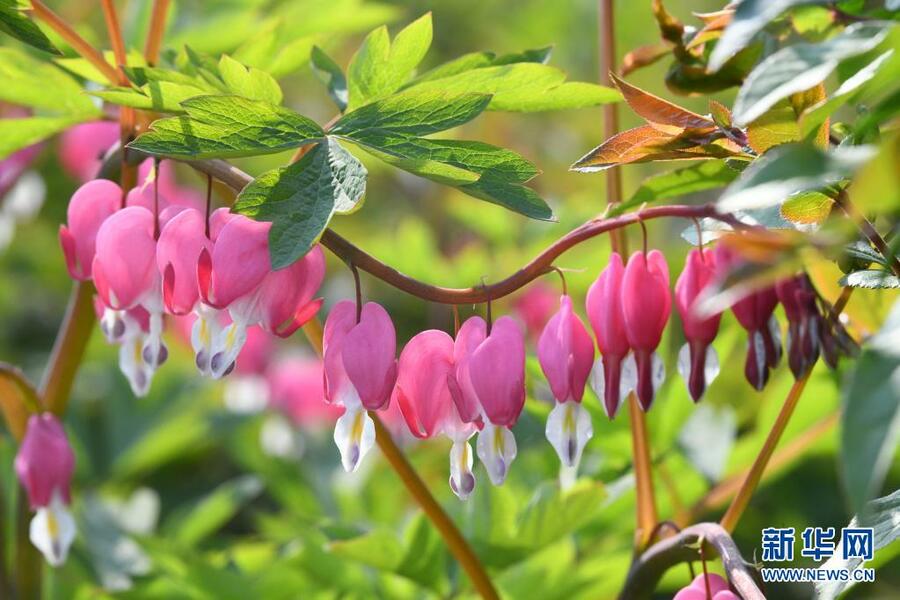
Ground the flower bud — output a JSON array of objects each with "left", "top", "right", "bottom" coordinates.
[{"left": 675, "top": 249, "right": 722, "bottom": 401}]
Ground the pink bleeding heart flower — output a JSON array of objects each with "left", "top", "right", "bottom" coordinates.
[
  {"left": 58, "top": 120, "right": 119, "bottom": 182},
  {"left": 59, "top": 179, "right": 121, "bottom": 281},
  {"left": 586, "top": 253, "right": 632, "bottom": 419},
  {"left": 714, "top": 244, "right": 782, "bottom": 391},
  {"left": 157, "top": 208, "right": 211, "bottom": 316},
  {"left": 512, "top": 282, "right": 558, "bottom": 342},
  {"left": 537, "top": 295, "right": 594, "bottom": 469},
  {"left": 324, "top": 300, "right": 397, "bottom": 472},
  {"left": 15, "top": 413, "right": 76, "bottom": 567},
  {"left": 193, "top": 211, "right": 269, "bottom": 376},
  {"left": 268, "top": 356, "right": 342, "bottom": 428},
  {"left": 92, "top": 205, "right": 168, "bottom": 379},
  {"left": 138, "top": 159, "right": 204, "bottom": 211},
  {"left": 673, "top": 573, "right": 735, "bottom": 600},
  {"left": 210, "top": 245, "right": 325, "bottom": 379},
  {"left": 775, "top": 274, "right": 820, "bottom": 378},
  {"left": 621, "top": 249, "right": 671, "bottom": 411},
  {"left": 675, "top": 249, "right": 722, "bottom": 401},
  {"left": 394, "top": 330, "right": 478, "bottom": 499},
  {"left": 453, "top": 316, "right": 525, "bottom": 485}
]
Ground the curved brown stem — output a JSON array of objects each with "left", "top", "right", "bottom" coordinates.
[{"left": 621, "top": 523, "right": 764, "bottom": 600}]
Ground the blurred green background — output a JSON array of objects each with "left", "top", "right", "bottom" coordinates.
[{"left": 1, "top": 0, "right": 898, "bottom": 598}]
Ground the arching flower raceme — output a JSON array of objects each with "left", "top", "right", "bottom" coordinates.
[
  {"left": 622, "top": 250, "right": 671, "bottom": 411},
  {"left": 675, "top": 249, "right": 722, "bottom": 401},
  {"left": 394, "top": 330, "right": 479, "bottom": 499},
  {"left": 775, "top": 274, "right": 820, "bottom": 378},
  {"left": 673, "top": 573, "right": 738, "bottom": 600},
  {"left": 193, "top": 210, "right": 269, "bottom": 376},
  {"left": 211, "top": 245, "right": 325, "bottom": 378},
  {"left": 586, "top": 253, "right": 633, "bottom": 418},
  {"left": 714, "top": 245, "right": 781, "bottom": 391},
  {"left": 15, "top": 413, "right": 76, "bottom": 567},
  {"left": 537, "top": 295, "right": 594, "bottom": 469},
  {"left": 324, "top": 300, "right": 397, "bottom": 472},
  {"left": 58, "top": 120, "right": 119, "bottom": 182},
  {"left": 92, "top": 206, "right": 168, "bottom": 383},
  {"left": 59, "top": 179, "right": 121, "bottom": 281},
  {"left": 453, "top": 316, "right": 525, "bottom": 486}
]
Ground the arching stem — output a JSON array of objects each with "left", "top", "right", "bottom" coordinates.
[{"left": 144, "top": 0, "right": 171, "bottom": 65}]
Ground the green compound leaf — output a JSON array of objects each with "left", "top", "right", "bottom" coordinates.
[
  {"left": 217, "top": 55, "right": 283, "bottom": 105},
  {"left": 129, "top": 95, "right": 324, "bottom": 159},
  {"left": 331, "top": 89, "right": 491, "bottom": 137},
  {"left": 347, "top": 12, "right": 432, "bottom": 109},
  {"left": 839, "top": 269, "right": 900, "bottom": 289},
  {"left": 0, "top": 0, "right": 60, "bottom": 55},
  {"left": 612, "top": 161, "right": 737, "bottom": 216},
  {"left": 311, "top": 45, "right": 349, "bottom": 112},
  {"left": 234, "top": 137, "right": 367, "bottom": 269}
]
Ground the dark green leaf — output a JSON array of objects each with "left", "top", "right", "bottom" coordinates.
[
  {"left": 345, "top": 129, "right": 538, "bottom": 183},
  {"left": 461, "top": 173, "right": 553, "bottom": 221},
  {"left": 0, "top": 0, "right": 60, "bottom": 55},
  {"left": 842, "top": 241, "right": 888, "bottom": 267},
  {"left": 310, "top": 45, "right": 348, "bottom": 112},
  {"left": 841, "top": 301, "right": 900, "bottom": 517},
  {"left": 732, "top": 22, "right": 892, "bottom": 126},
  {"left": 612, "top": 161, "right": 737, "bottom": 216},
  {"left": 839, "top": 269, "right": 900, "bottom": 289},
  {"left": 492, "top": 46, "right": 553, "bottom": 65},
  {"left": 129, "top": 95, "right": 324, "bottom": 159},
  {"left": 347, "top": 13, "right": 432, "bottom": 109},
  {"left": 331, "top": 89, "right": 491, "bottom": 137},
  {"left": 718, "top": 143, "right": 874, "bottom": 212},
  {"left": 233, "top": 137, "right": 366, "bottom": 269}
]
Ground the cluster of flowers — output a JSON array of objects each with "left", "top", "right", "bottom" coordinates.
[
  {"left": 59, "top": 172, "right": 325, "bottom": 395},
  {"left": 674, "top": 573, "right": 739, "bottom": 600}
]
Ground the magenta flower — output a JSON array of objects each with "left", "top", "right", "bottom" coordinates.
[
  {"left": 59, "top": 179, "right": 121, "bottom": 281},
  {"left": 622, "top": 250, "right": 671, "bottom": 411},
  {"left": 586, "top": 253, "right": 632, "bottom": 418},
  {"left": 15, "top": 413, "right": 76, "bottom": 567},
  {"left": 775, "top": 274, "right": 820, "bottom": 378},
  {"left": 324, "top": 300, "right": 397, "bottom": 472},
  {"left": 453, "top": 316, "right": 525, "bottom": 485},
  {"left": 673, "top": 573, "right": 737, "bottom": 600},
  {"left": 394, "top": 330, "right": 479, "bottom": 498},
  {"left": 58, "top": 120, "right": 119, "bottom": 182},
  {"left": 715, "top": 245, "right": 782, "bottom": 390},
  {"left": 675, "top": 249, "right": 722, "bottom": 401},
  {"left": 157, "top": 208, "right": 211, "bottom": 316},
  {"left": 537, "top": 295, "right": 594, "bottom": 469}
]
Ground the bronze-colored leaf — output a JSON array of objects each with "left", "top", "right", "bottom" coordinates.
[
  {"left": 620, "top": 43, "right": 672, "bottom": 77},
  {"left": 0, "top": 362, "right": 40, "bottom": 441},
  {"left": 611, "top": 73, "right": 714, "bottom": 134},
  {"left": 692, "top": 9, "right": 734, "bottom": 28},
  {"left": 652, "top": 0, "right": 684, "bottom": 47},
  {"left": 571, "top": 124, "right": 737, "bottom": 171}
]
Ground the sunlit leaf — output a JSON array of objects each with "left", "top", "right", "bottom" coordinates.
[
  {"left": 218, "top": 55, "right": 283, "bottom": 104},
  {"left": 620, "top": 43, "right": 671, "bottom": 76},
  {"left": 611, "top": 73, "right": 714, "bottom": 134},
  {"left": 779, "top": 190, "right": 832, "bottom": 224},
  {"left": 234, "top": 137, "right": 366, "bottom": 269},
  {"left": 746, "top": 106, "right": 801, "bottom": 154},
  {"left": 0, "top": 115, "right": 90, "bottom": 160},
  {"left": 129, "top": 95, "right": 324, "bottom": 159},
  {"left": 612, "top": 160, "right": 737, "bottom": 216},
  {"left": 839, "top": 270, "right": 900, "bottom": 289},
  {"left": 732, "top": 22, "right": 892, "bottom": 126},
  {"left": 0, "top": 47, "right": 100, "bottom": 114},
  {"left": 841, "top": 300, "right": 900, "bottom": 517},
  {"left": 0, "top": 0, "right": 60, "bottom": 55}
]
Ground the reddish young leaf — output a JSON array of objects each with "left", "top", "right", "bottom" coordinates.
[
  {"left": 611, "top": 73, "right": 714, "bottom": 135},
  {"left": 620, "top": 43, "right": 672, "bottom": 77},
  {"left": 652, "top": 0, "right": 684, "bottom": 46}
]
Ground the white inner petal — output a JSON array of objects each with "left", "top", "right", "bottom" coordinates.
[
  {"left": 449, "top": 438, "right": 476, "bottom": 500},
  {"left": 620, "top": 353, "right": 638, "bottom": 404},
  {"left": 651, "top": 352, "right": 666, "bottom": 394},
  {"left": 333, "top": 407, "right": 375, "bottom": 473},
  {"left": 476, "top": 423, "right": 517, "bottom": 486},
  {"left": 191, "top": 304, "right": 223, "bottom": 376},
  {"left": 29, "top": 491, "right": 76, "bottom": 568},
  {"left": 545, "top": 401, "right": 593, "bottom": 470},
  {"left": 118, "top": 334, "right": 154, "bottom": 397}
]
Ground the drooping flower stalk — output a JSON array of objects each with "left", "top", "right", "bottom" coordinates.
[{"left": 675, "top": 248, "right": 722, "bottom": 401}]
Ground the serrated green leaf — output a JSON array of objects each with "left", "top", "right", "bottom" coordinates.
[
  {"left": 718, "top": 143, "right": 874, "bottom": 212},
  {"left": 779, "top": 189, "right": 832, "bottom": 224},
  {"left": 0, "top": 47, "right": 100, "bottom": 115},
  {"left": 0, "top": 0, "right": 60, "bottom": 55},
  {"left": 732, "top": 22, "right": 892, "bottom": 126},
  {"left": 55, "top": 49, "right": 147, "bottom": 84},
  {"left": 123, "top": 65, "right": 212, "bottom": 89},
  {"left": 406, "top": 62, "right": 620, "bottom": 112},
  {"left": 310, "top": 45, "right": 348, "bottom": 112},
  {"left": 345, "top": 129, "right": 538, "bottom": 183},
  {"left": 839, "top": 269, "right": 900, "bottom": 289},
  {"left": 331, "top": 89, "right": 491, "bottom": 137},
  {"left": 218, "top": 55, "right": 283, "bottom": 104},
  {"left": 410, "top": 51, "right": 495, "bottom": 85},
  {"left": 746, "top": 106, "right": 801, "bottom": 153},
  {"left": 840, "top": 301, "right": 900, "bottom": 519},
  {"left": 612, "top": 161, "right": 737, "bottom": 216},
  {"left": 709, "top": 0, "right": 831, "bottom": 71},
  {"left": 93, "top": 81, "right": 209, "bottom": 114},
  {"left": 0, "top": 115, "right": 90, "bottom": 160},
  {"left": 129, "top": 95, "right": 324, "bottom": 159},
  {"left": 461, "top": 173, "right": 553, "bottom": 221},
  {"left": 347, "top": 13, "right": 432, "bottom": 109},
  {"left": 234, "top": 137, "right": 366, "bottom": 268},
  {"left": 492, "top": 46, "right": 553, "bottom": 66}
]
